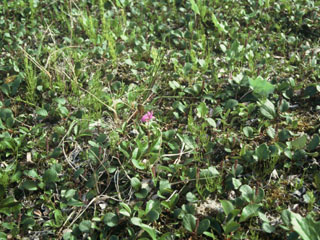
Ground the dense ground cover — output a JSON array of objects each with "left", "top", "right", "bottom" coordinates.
[{"left": 0, "top": 0, "right": 320, "bottom": 239}]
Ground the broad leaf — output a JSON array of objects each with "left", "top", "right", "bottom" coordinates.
[
  {"left": 197, "top": 102, "right": 208, "bottom": 118},
  {"left": 260, "top": 99, "right": 276, "bottom": 119},
  {"left": 291, "top": 135, "right": 308, "bottom": 150},
  {"left": 79, "top": 220, "right": 92, "bottom": 233},
  {"left": 183, "top": 214, "right": 197, "bottom": 232},
  {"left": 104, "top": 213, "right": 119, "bottom": 227},
  {"left": 256, "top": 143, "right": 270, "bottom": 161},
  {"left": 223, "top": 221, "right": 240, "bottom": 234},
  {"left": 190, "top": 0, "right": 200, "bottom": 15},
  {"left": 239, "top": 204, "right": 260, "bottom": 222},
  {"left": 307, "top": 134, "right": 319, "bottom": 152},
  {"left": 249, "top": 76, "right": 275, "bottom": 98},
  {"left": 220, "top": 200, "right": 234, "bottom": 216},
  {"left": 197, "top": 219, "right": 210, "bottom": 234}
]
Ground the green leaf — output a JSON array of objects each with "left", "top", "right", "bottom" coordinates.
[
  {"left": 255, "top": 187, "right": 265, "bottom": 203},
  {"left": 54, "top": 98, "right": 66, "bottom": 105},
  {"left": 278, "top": 129, "right": 291, "bottom": 142},
  {"left": 43, "top": 168, "right": 58, "bottom": 184},
  {"left": 183, "top": 214, "right": 197, "bottom": 232},
  {"left": 262, "top": 222, "right": 276, "bottom": 233},
  {"left": 21, "top": 180, "right": 38, "bottom": 191},
  {"left": 220, "top": 200, "right": 234, "bottom": 216},
  {"left": 307, "top": 134, "right": 319, "bottom": 152},
  {"left": 21, "top": 217, "right": 35, "bottom": 230},
  {"left": 65, "top": 189, "right": 76, "bottom": 200},
  {"left": 291, "top": 135, "right": 308, "bottom": 150},
  {"left": 281, "top": 209, "right": 292, "bottom": 226},
  {"left": 36, "top": 108, "right": 48, "bottom": 117},
  {"left": 66, "top": 199, "right": 84, "bottom": 207},
  {"left": 239, "top": 204, "right": 260, "bottom": 222},
  {"left": 289, "top": 211, "right": 320, "bottom": 240},
  {"left": 190, "top": 0, "right": 200, "bottom": 15},
  {"left": 131, "top": 158, "right": 146, "bottom": 170},
  {"left": 131, "top": 217, "right": 157, "bottom": 240},
  {"left": 0, "top": 197, "right": 20, "bottom": 211},
  {"left": 258, "top": 212, "right": 270, "bottom": 223},
  {"left": 146, "top": 209, "right": 160, "bottom": 222},
  {"left": 239, "top": 185, "right": 254, "bottom": 202},
  {"left": 173, "top": 101, "right": 187, "bottom": 113},
  {"left": 211, "top": 13, "right": 227, "bottom": 33},
  {"left": 205, "top": 118, "right": 216, "bottom": 128},
  {"left": 79, "top": 220, "right": 92, "bottom": 233},
  {"left": 183, "top": 62, "right": 193, "bottom": 75},
  {"left": 0, "top": 108, "right": 14, "bottom": 121},
  {"left": 225, "top": 99, "right": 238, "bottom": 110},
  {"left": 150, "top": 134, "right": 162, "bottom": 152},
  {"left": 197, "top": 219, "right": 210, "bottom": 234},
  {"left": 260, "top": 99, "right": 276, "bottom": 119},
  {"left": 159, "top": 180, "right": 172, "bottom": 195},
  {"left": 103, "top": 213, "right": 119, "bottom": 227},
  {"left": 303, "top": 85, "right": 318, "bottom": 98},
  {"left": 243, "top": 126, "right": 253, "bottom": 138},
  {"left": 232, "top": 178, "right": 242, "bottom": 190},
  {"left": 312, "top": 173, "right": 320, "bottom": 192},
  {"left": 279, "top": 99, "right": 289, "bottom": 112},
  {"left": 59, "top": 106, "right": 69, "bottom": 116},
  {"left": 249, "top": 76, "right": 275, "bottom": 98},
  {"left": 54, "top": 209, "right": 64, "bottom": 226},
  {"left": 145, "top": 200, "right": 161, "bottom": 214},
  {"left": 196, "top": 102, "right": 208, "bottom": 118},
  {"left": 0, "top": 232, "right": 7, "bottom": 239},
  {"left": 256, "top": 143, "right": 270, "bottom": 160},
  {"left": 0, "top": 108, "right": 14, "bottom": 127},
  {"left": 169, "top": 81, "right": 181, "bottom": 90},
  {"left": 119, "top": 202, "right": 132, "bottom": 216},
  {"left": 178, "top": 134, "right": 197, "bottom": 150},
  {"left": 223, "top": 221, "right": 240, "bottom": 234},
  {"left": 24, "top": 169, "right": 39, "bottom": 179},
  {"left": 266, "top": 126, "right": 276, "bottom": 139},
  {"left": 293, "top": 149, "right": 307, "bottom": 162},
  {"left": 130, "top": 177, "right": 141, "bottom": 191},
  {"left": 135, "top": 188, "right": 148, "bottom": 199},
  {"left": 186, "top": 192, "right": 198, "bottom": 203}
]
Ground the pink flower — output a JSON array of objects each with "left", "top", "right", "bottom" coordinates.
[{"left": 141, "top": 111, "right": 154, "bottom": 123}]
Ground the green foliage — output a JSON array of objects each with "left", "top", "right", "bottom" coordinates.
[
  {"left": 1, "top": 0, "right": 320, "bottom": 238},
  {"left": 281, "top": 210, "right": 320, "bottom": 240},
  {"left": 249, "top": 76, "right": 275, "bottom": 99}
]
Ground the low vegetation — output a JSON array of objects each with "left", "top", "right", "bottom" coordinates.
[{"left": 0, "top": 0, "right": 320, "bottom": 239}]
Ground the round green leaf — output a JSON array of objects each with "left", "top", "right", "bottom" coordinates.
[
  {"left": 307, "top": 134, "right": 320, "bottom": 152},
  {"left": 183, "top": 214, "right": 197, "bottom": 232},
  {"left": 220, "top": 200, "right": 234, "bottom": 216},
  {"left": 21, "top": 180, "right": 38, "bottom": 191},
  {"left": 130, "top": 177, "right": 141, "bottom": 191},
  {"left": 36, "top": 108, "right": 48, "bottom": 117},
  {"left": 196, "top": 102, "right": 208, "bottom": 118},
  {"left": 146, "top": 209, "right": 160, "bottom": 222},
  {"left": 239, "top": 204, "right": 260, "bottom": 222},
  {"left": 262, "top": 222, "right": 276, "bottom": 233},
  {"left": 243, "top": 126, "right": 253, "bottom": 138},
  {"left": 79, "top": 220, "right": 92, "bottom": 233},
  {"left": 249, "top": 76, "right": 275, "bottom": 98},
  {"left": 225, "top": 99, "right": 238, "bottom": 110},
  {"left": 197, "top": 219, "right": 210, "bottom": 234},
  {"left": 256, "top": 143, "right": 270, "bottom": 160},
  {"left": 186, "top": 192, "right": 198, "bottom": 203},
  {"left": 103, "top": 213, "right": 119, "bottom": 227},
  {"left": 43, "top": 168, "right": 58, "bottom": 183}
]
